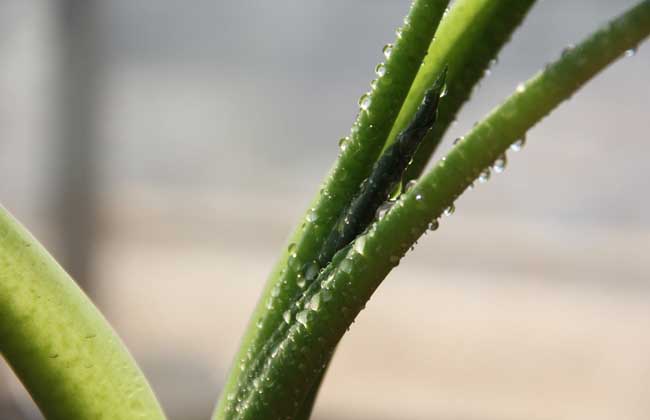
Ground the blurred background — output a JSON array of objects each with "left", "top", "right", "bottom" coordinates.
[{"left": 1, "top": 1, "right": 649, "bottom": 419}]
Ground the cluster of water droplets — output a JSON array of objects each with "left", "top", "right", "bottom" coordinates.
[{"left": 355, "top": 42, "right": 399, "bottom": 117}]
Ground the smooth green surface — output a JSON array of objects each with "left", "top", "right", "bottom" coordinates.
[
  {"left": 0, "top": 206, "right": 166, "bottom": 420},
  {"left": 213, "top": 1, "right": 450, "bottom": 418},
  {"left": 230, "top": 2, "right": 650, "bottom": 419}
]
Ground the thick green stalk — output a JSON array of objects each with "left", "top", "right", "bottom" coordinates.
[
  {"left": 385, "top": 0, "right": 537, "bottom": 180},
  {"left": 233, "top": 3, "right": 650, "bottom": 419},
  {"left": 0, "top": 207, "right": 166, "bottom": 420},
  {"left": 213, "top": 1, "right": 450, "bottom": 417},
  {"left": 293, "top": 3, "right": 537, "bottom": 415}
]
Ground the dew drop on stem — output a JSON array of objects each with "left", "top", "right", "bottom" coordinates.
[
  {"left": 303, "top": 261, "right": 319, "bottom": 282},
  {"left": 478, "top": 168, "right": 491, "bottom": 183},
  {"left": 338, "top": 136, "right": 349, "bottom": 151},
  {"left": 282, "top": 310, "right": 291, "bottom": 324},
  {"left": 510, "top": 135, "right": 526, "bottom": 152},
  {"left": 404, "top": 179, "right": 417, "bottom": 192},
  {"left": 375, "top": 200, "right": 394, "bottom": 220},
  {"left": 296, "top": 310, "right": 309, "bottom": 327},
  {"left": 359, "top": 93, "right": 372, "bottom": 111},
  {"left": 375, "top": 63, "right": 386, "bottom": 77},
  {"left": 306, "top": 209, "right": 318, "bottom": 222},
  {"left": 383, "top": 43, "right": 393, "bottom": 59},
  {"left": 308, "top": 293, "right": 321, "bottom": 311},
  {"left": 443, "top": 204, "right": 455, "bottom": 216},
  {"left": 353, "top": 235, "right": 367, "bottom": 256},
  {"left": 340, "top": 258, "right": 353, "bottom": 274},
  {"left": 561, "top": 44, "right": 575, "bottom": 57},
  {"left": 493, "top": 153, "right": 507, "bottom": 173},
  {"left": 296, "top": 274, "right": 306, "bottom": 289}
]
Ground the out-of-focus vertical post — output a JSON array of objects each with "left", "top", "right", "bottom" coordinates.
[{"left": 53, "top": 0, "right": 104, "bottom": 297}]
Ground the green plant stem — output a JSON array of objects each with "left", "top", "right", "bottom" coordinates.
[
  {"left": 213, "top": 1, "right": 450, "bottom": 417},
  {"left": 385, "top": 0, "right": 537, "bottom": 180},
  {"left": 0, "top": 207, "right": 166, "bottom": 420},
  {"left": 290, "top": 2, "right": 538, "bottom": 415},
  {"left": 232, "top": 2, "right": 650, "bottom": 419}
]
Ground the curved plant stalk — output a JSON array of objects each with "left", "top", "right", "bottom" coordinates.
[
  {"left": 231, "top": 72, "right": 445, "bottom": 418},
  {"left": 384, "top": 0, "right": 537, "bottom": 180},
  {"left": 316, "top": 70, "right": 447, "bottom": 269},
  {"left": 231, "top": 3, "right": 650, "bottom": 419},
  {"left": 285, "top": 2, "right": 539, "bottom": 415},
  {"left": 0, "top": 207, "right": 166, "bottom": 420},
  {"left": 213, "top": 1, "right": 450, "bottom": 417}
]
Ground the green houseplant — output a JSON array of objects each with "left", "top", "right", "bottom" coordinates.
[{"left": 1, "top": 1, "right": 649, "bottom": 419}]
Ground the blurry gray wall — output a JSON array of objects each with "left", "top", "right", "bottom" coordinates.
[{"left": 53, "top": 0, "right": 103, "bottom": 294}]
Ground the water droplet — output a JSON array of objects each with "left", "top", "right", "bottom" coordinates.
[
  {"left": 395, "top": 27, "right": 403, "bottom": 38},
  {"left": 404, "top": 179, "right": 417, "bottom": 191},
  {"left": 303, "top": 261, "right": 319, "bottom": 282},
  {"left": 375, "top": 200, "right": 394, "bottom": 220},
  {"left": 296, "top": 310, "right": 310, "bottom": 327},
  {"left": 359, "top": 93, "right": 372, "bottom": 111},
  {"left": 516, "top": 83, "right": 525, "bottom": 93},
  {"left": 490, "top": 58, "right": 498, "bottom": 67},
  {"left": 625, "top": 47, "right": 637, "bottom": 57},
  {"left": 287, "top": 243, "right": 296, "bottom": 253},
  {"left": 340, "top": 258, "right": 353, "bottom": 274},
  {"left": 321, "top": 272, "right": 335, "bottom": 290},
  {"left": 288, "top": 252, "right": 301, "bottom": 270},
  {"left": 415, "top": 194, "right": 423, "bottom": 201},
  {"left": 375, "top": 63, "right": 386, "bottom": 77},
  {"left": 383, "top": 44, "right": 393, "bottom": 59},
  {"left": 308, "top": 293, "right": 321, "bottom": 311},
  {"left": 439, "top": 83, "right": 448, "bottom": 98},
  {"left": 256, "top": 318, "right": 264, "bottom": 329},
  {"left": 306, "top": 209, "right": 318, "bottom": 222},
  {"left": 453, "top": 137, "right": 463, "bottom": 145},
  {"left": 484, "top": 68, "right": 491, "bottom": 77},
  {"left": 492, "top": 153, "right": 507, "bottom": 173},
  {"left": 443, "top": 204, "right": 455, "bottom": 216},
  {"left": 370, "top": 79, "right": 378, "bottom": 90},
  {"left": 271, "top": 285, "right": 281, "bottom": 297},
  {"left": 429, "top": 219, "right": 439, "bottom": 231},
  {"left": 478, "top": 168, "right": 491, "bottom": 183},
  {"left": 338, "top": 136, "right": 349, "bottom": 151},
  {"left": 282, "top": 310, "right": 292, "bottom": 324},
  {"left": 510, "top": 135, "right": 526, "bottom": 152},
  {"left": 561, "top": 44, "right": 575, "bottom": 57},
  {"left": 353, "top": 235, "right": 366, "bottom": 256},
  {"left": 296, "top": 274, "right": 306, "bottom": 289},
  {"left": 321, "top": 290, "right": 333, "bottom": 302}
]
